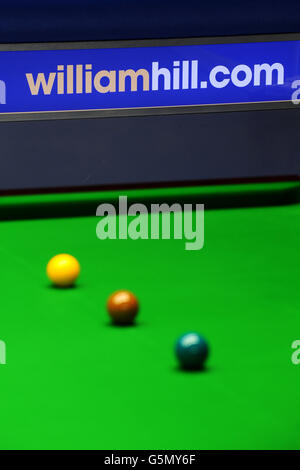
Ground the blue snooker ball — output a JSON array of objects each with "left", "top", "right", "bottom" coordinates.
[{"left": 175, "top": 332, "right": 209, "bottom": 370}]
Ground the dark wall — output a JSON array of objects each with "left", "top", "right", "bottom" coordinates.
[
  {"left": 0, "top": 0, "right": 300, "bottom": 43},
  {"left": 1, "top": 108, "right": 298, "bottom": 192},
  {"left": 0, "top": 1, "right": 299, "bottom": 191}
]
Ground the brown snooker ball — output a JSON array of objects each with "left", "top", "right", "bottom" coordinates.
[{"left": 107, "top": 290, "right": 139, "bottom": 325}]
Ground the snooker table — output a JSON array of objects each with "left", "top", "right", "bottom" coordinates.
[{"left": 0, "top": 181, "right": 300, "bottom": 450}]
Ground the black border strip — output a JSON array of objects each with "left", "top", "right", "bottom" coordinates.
[
  {"left": 2, "top": 32, "right": 300, "bottom": 51},
  {"left": 0, "top": 32, "right": 300, "bottom": 122},
  {"left": 0, "top": 101, "right": 298, "bottom": 123},
  {"left": 1, "top": 175, "right": 299, "bottom": 197}
]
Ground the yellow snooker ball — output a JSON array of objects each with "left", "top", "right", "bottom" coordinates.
[{"left": 46, "top": 254, "right": 80, "bottom": 287}]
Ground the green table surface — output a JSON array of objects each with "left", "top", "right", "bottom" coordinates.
[{"left": 0, "top": 182, "right": 300, "bottom": 450}]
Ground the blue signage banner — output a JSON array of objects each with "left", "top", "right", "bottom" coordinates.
[{"left": 0, "top": 37, "right": 300, "bottom": 119}]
